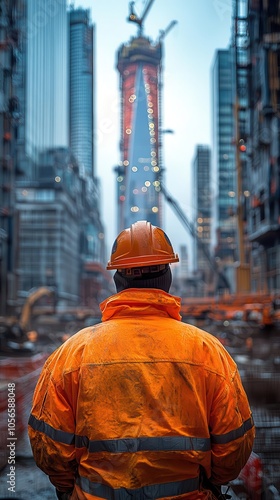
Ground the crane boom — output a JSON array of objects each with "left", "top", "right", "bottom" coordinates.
[
  {"left": 19, "top": 286, "right": 55, "bottom": 331},
  {"left": 160, "top": 184, "right": 230, "bottom": 291},
  {"left": 141, "top": 0, "right": 156, "bottom": 27},
  {"left": 157, "top": 20, "right": 178, "bottom": 42},
  {"left": 128, "top": 0, "right": 156, "bottom": 35}
]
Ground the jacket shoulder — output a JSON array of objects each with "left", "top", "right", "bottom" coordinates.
[{"left": 44, "top": 324, "right": 103, "bottom": 375}]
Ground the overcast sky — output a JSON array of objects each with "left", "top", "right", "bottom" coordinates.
[{"left": 71, "top": 0, "right": 232, "bottom": 262}]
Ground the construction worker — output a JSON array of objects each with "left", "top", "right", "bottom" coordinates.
[{"left": 28, "top": 220, "right": 255, "bottom": 500}]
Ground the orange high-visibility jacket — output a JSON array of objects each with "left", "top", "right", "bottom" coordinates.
[{"left": 28, "top": 289, "right": 255, "bottom": 500}]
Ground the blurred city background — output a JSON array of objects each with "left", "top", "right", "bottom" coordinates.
[{"left": 0, "top": 0, "right": 280, "bottom": 498}]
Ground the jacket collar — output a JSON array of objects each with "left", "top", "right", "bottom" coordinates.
[{"left": 100, "top": 289, "right": 182, "bottom": 322}]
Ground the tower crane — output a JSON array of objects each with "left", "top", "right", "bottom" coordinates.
[
  {"left": 160, "top": 184, "right": 231, "bottom": 292},
  {"left": 157, "top": 20, "right": 178, "bottom": 43},
  {"left": 128, "top": 0, "right": 156, "bottom": 35},
  {"left": 128, "top": 1, "right": 177, "bottom": 41}
]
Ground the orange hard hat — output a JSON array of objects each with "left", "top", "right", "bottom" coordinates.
[{"left": 107, "top": 220, "right": 179, "bottom": 270}]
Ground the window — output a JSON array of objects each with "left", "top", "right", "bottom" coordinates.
[{"left": 35, "top": 190, "right": 55, "bottom": 201}]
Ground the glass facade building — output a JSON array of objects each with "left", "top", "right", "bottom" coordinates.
[
  {"left": 69, "top": 8, "right": 95, "bottom": 177},
  {"left": 212, "top": 49, "right": 237, "bottom": 267},
  {"left": 16, "top": 151, "right": 81, "bottom": 303},
  {"left": 26, "top": 0, "right": 68, "bottom": 164},
  {"left": 14, "top": 2, "right": 104, "bottom": 307},
  {"left": 192, "top": 145, "right": 211, "bottom": 295}
]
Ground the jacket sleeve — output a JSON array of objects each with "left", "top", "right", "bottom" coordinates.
[
  {"left": 28, "top": 354, "right": 79, "bottom": 492},
  {"left": 208, "top": 360, "right": 255, "bottom": 485}
]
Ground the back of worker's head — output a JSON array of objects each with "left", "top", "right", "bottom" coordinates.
[{"left": 107, "top": 220, "right": 179, "bottom": 293}]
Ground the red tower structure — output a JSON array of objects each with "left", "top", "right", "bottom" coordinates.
[{"left": 115, "top": 1, "right": 176, "bottom": 232}]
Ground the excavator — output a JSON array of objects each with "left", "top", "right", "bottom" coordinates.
[
  {"left": 18, "top": 286, "right": 56, "bottom": 332},
  {"left": 0, "top": 286, "right": 55, "bottom": 354}
]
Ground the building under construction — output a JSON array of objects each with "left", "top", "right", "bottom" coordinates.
[
  {"left": 233, "top": 0, "right": 280, "bottom": 294},
  {"left": 115, "top": 1, "right": 176, "bottom": 232}
]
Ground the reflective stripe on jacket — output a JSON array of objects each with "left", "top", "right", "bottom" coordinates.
[{"left": 28, "top": 289, "right": 255, "bottom": 499}]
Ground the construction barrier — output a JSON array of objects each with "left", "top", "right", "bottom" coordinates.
[{"left": 0, "top": 353, "right": 48, "bottom": 470}]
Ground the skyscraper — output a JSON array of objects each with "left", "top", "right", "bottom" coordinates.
[
  {"left": 116, "top": 35, "right": 162, "bottom": 231},
  {"left": 0, "top": 0, "right": 65, "bottom": 310},
  {"left": 69, "top": 7, "right": 105, "bottom": 304},
  {"left": 69, "top": 7, "right": 95, "bottom": 177},
  {"left": 8, "top": 1, "right": 104, "bottom": 309},
  {"left": 26, "top": 0, "right": 69, "bottom": 165},
  {"left": 212, "top": 49, "right": 237, "bottom": 276},
  {"left": 192, "top": 145, "right": 211, "bottom": 295}
]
